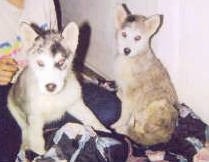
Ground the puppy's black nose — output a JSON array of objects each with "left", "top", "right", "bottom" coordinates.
[
  {"left": 46, "top": 83, "right": 56, "bottom": 92},
  {"left": 124, "top": 48, "right": 131, "bottom": 55}
]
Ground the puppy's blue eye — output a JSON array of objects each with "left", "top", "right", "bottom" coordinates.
[
  {"left": 134, "top": 35, "right": 141, "bottom": 41},
  {"left": 37, "top": 60, "right": 44, "bottom": 67},
  {"left": 55, "top": 59, "right": 66, "bottom": 70},
  {"left": 57, "top": 59, "right": 65, "bottom": 67}
]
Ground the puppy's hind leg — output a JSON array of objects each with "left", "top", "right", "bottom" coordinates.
[
  {"left": 67, "top": 100, "right": 110, "bottom": 133},
  {"left": 7, "top": 97, "right": 29, "bottom": 151}
]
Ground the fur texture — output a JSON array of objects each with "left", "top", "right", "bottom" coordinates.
[
  {"left": 111, "top": 4, "right": 178, "bottom": 145},
  {"left": 7, "top": 23, "right": 108, "bottom": 155}
]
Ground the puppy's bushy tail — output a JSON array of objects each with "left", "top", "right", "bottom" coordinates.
[{"left": 129, "top": 99, "right": 178, "bottom": 146}]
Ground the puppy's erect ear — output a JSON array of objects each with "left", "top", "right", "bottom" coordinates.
[
  {"left": 62, "top": 22, "right": 79, "bottom": 53},
  {"left": 145, "top": 14, "right": 162, "bottom": 36},
  {"left": 115, "top": 4, "right": 129, "bottom": 29},
  {"left": 20, "top": 22, "right": 38, "bottom": 50}
]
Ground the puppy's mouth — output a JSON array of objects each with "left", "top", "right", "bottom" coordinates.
[{"left": 42, "top": 89, "right": 60, "bottom": 95}]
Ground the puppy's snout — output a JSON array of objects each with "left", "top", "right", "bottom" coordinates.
[
  {"left": 46, "top": 83, "right": 57, "bottom": 92},
  {"left": 124, "top": 48, "right": 131, "bottom": 55}
]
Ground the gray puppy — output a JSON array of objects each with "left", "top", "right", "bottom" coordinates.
[{"left": 111, "top": 4, "right": 178, "bottom": 146}]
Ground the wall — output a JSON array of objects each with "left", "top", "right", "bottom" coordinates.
[
  {"left": 60, "top": 0, "right": 116, "bottom": 78},
  {"left": 177, "top": 0, "right": 209, "bottom": 124},
  {"left": 60, "top": 0, "right": 209, "bottom": 125}
]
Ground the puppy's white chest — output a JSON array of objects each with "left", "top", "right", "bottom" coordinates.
[
  {"left": 29, "top": 95, "right": 69, "bottom": 121},
  {"left": 114, "top": 57, "right": 135, "bottom": 87}
]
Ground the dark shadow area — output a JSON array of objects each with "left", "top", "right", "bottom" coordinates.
[
  {"left": 53, "top": 0, "right": 62, "bottom": 31},
  {"left": 73, "top": 22, "right": 91, "bottom": 73},
  {"left": 0, "top": 85, "right": 21, "bottom": 162}
]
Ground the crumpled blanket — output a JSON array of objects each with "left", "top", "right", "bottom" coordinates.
[
  {"left": 125, "top": 104, "right": 209, "bottom": 162},
  {"left": 16, "top": 123, "right": 122, "bottom": 162},
  {"left": 15, "top": 104, "right": 209, "bottom": 162}
]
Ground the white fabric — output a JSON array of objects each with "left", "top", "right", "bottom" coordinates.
[
  {"left": 0, "top": 0, "right": 57, "bottom": 63},
  {"left": 20, "top": 0, "right": 57, "bottom": 31},
  {"left": 0, "top": 1, "right": 22, "bottom": 45}
]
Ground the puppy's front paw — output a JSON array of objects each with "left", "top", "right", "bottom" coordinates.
[
  {"left": 30, "top": 136, "right": 45, "bottom": 155},
  {"left": 111, "top": 122, "right": 128, "bottom": 134},
  {"left": 115, "top": 126, "right": 128, "bottom": 134},
  {"left": 96, "top": 126, "right": 111, "bottom": 133},
  {"left": 111, "top": 120, "right": 124, "bottom": 129},
  {"left": 110, "top": 123, "right": 118, "bottom": 129},
  {"left": 116, "top": 91, "right": 122, "bottom": 100}
]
